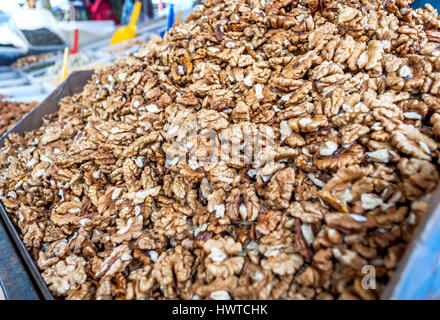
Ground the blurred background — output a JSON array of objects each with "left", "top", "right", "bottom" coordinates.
[
  {"left": 0, "top": 0, "right": 196, "bottom": 24},
  {"left": 0, "top": 0, "right": 196, "bottom": 102}
]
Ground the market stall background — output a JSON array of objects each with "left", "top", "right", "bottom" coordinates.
[{"left": 0, "top": 1, "right": 189, "bottom": 103}]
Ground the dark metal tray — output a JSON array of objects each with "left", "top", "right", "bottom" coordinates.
[
  {"left": 0, "top": 68, "right": 439, "bottom": 300},
  {"left": 0, "top": 217, "right": 41, "bottom": 299},
  {"left": 0, "top": 70, "right": 94, "bottom": 300}
]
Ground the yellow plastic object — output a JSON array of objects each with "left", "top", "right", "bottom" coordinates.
[
  {"left": 110, "top": 1, "right": 142, "bottom": 45},
  {"left": 175, "top": 11, "right": 183, "bottom": 25},
  {"left": 62, "top": 46, "right": 69, "bottom": 81}
]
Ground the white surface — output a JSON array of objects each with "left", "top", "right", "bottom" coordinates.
[{"left": 58, "top": 21, "right": 116, "bottom": 47}]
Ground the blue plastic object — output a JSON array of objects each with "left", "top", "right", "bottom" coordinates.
[
  {"left": 160, "top": 3, "right": 174, "bottom": 38},
  {"left": 121, "top": 0, "right": 135, "bottom": 25},
  {"left": 0, "top": 47, "right": 26, "bottom": 65},
  {"left": 412, "top": 0, "right": 440, "bottom": 8}
]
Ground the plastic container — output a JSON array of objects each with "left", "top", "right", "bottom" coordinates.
[
  {"left": 0, "top": 77, "right": 29, "bottom": 88},
  {"left": 11, "top": 8, "right": 67, "bottom": 54},
  {"left": 0, "top": 65, "right": 50, "bottom": 104},
  {"left": 0, "top": 84, "right": 47, "bottom": 98},
  {"left": 93, "top": 31, "right": 157, "bottom": 59},
  {"left": 383, "top": 186, "right": 440, "bottom": 299},
  {"left": 57, "top": 20, "right": 116, "bottom": 48},
  {"left": 3, "top": 94, "right": 48, "bottom": 104},
  {"left": 21, "top": 59, "right": 58, "bottom": 75},
  {"left": 0, "top": 11, "right": 28, "bottom": 64},
  {"left": 16, "top": 29, "right": 66, "bottom": 55},
  {"left": 0, "top": 69, "right": 21, "bottom": 81},
  {"left": 0, "top": 46, "right": 26, "bottom": 66},
  {"left": 13, "top": 53, "right": 62, "bottom": 73}
]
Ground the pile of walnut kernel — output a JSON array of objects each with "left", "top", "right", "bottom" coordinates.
[
  {"left": 1, "top": 0, "right": 440, "bottom": 300},
  {"left": 0, "top": 100, "right": 37, "bottom": 136}
]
